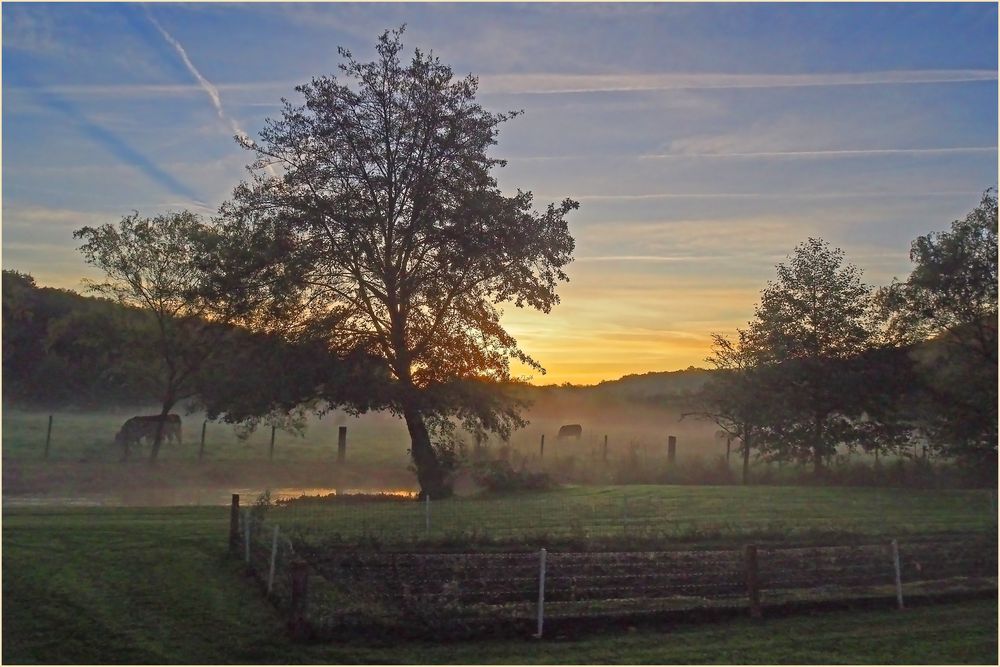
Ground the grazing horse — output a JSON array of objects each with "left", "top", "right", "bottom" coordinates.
[
  {"left": 557, "top": 424, "right": 583, "bottom": 440},
  {"left": 115, "top": 414, "right": 183, "bottom": 457}
]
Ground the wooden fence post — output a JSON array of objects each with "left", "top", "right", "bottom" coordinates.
[
  {"left": 198, "top": 420, "right": 207, "bottom": 462},
  {"left": 891, "top": 539, "right": 904, "bottom": 609},
  {"left": 603, "top": 435, "right": 608, "bottom": 462},
  {"left": 337, "top": 426, "right": 347, "bottom": 464},
  {"left": 267, "top": 525, "right": 280, "bottom": 595},
  {"left": 44, "top": 415, "right": 53, "bottom": 460},
  {"left": 289, "top": 559, "right": 310, "bottom": 639},
  {"left": 229, "top": 494, "right": 240, "bottom": 552},
  {"left": 539, "top": 434, "right": 545, "bottom": 460},
  {"left": 535, "top": 548, "right": 547, "bottom": 638},
  {"left": 269, "top": 425, "right": 276, "bottom": 462},
  {"left": 744, "top": 544, "right": 762, "bottom": 618},
  {"left": 244, "top": 509, "right": 251, "bottom": 565},
  {"left": 667, "top": 435, "right": 677, "bottom": 464}
]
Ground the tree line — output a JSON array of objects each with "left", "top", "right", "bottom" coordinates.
[
  {"left": 4, "top": 27, "right": 996, "bottom": 494},
  {"left": 694, "top": 192, "right": 997, "bottom": 484}
]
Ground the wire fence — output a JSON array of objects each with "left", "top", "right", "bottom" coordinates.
[{"left": 230, "top": 494, "right": 998, "bottom": 640}]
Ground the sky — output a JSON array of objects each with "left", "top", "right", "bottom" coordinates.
[{"left": 3, "top": 2, "right": 997, "bottom": 385}]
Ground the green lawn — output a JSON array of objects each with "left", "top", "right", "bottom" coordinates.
[
  {"left": 3, "top": 505, "right": 997, "bottom": 664},
  {"left": 271, "top": 484, "right": 996, "bottom": 546}
]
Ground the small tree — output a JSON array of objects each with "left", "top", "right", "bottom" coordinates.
[
  {"left": 688, "top": 330, "right": 774, "bottom": 485},
  {"left": 750, "top": 238, "right": 885, "bottom": 477},
  {"left": 74, "top": 211, "right": 226, "bottom": 461},
  {"left": 214, "top": 28, "right": 577, "bottom": 497}
]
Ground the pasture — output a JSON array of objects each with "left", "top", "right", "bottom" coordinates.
[
  {"left": 3, "top": 505, "right": 996, "bottom": 664},
  {"left": 3, "top": 402, "right": 953, "bottom": 506},
  {"left": 268, "top": 484, "right": 997, "bottom": 547},
  {"left": 1, "top": 397, "right": 725, "bottom": 466}
]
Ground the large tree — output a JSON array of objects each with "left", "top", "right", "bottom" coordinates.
[
  {"left": 75, "top": 211, "right": 227, "bottom": 461},
  {"left": 750, "top": 238, "right": 886, "bottom": 477},
  {"left": 214, "top": 28, "right": 577, "bottom": 497},
  {"left": 880, "top": 190, "right": 998, "bottom": 468}
]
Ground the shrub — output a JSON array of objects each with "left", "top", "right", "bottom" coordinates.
[{"left": 470, "top": 459, "right": 555, "bottom": 493}]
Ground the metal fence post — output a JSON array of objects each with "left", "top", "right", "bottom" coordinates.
[
  {"left": 891, "top": 539, "right": 904, "bottom": 609},
  {"left": 535, "top": 548, "right": 547, "bottom": 638},
  {"left": 337, "top": 426, "right": 347, "bottom": 463},
  {"left": 425, "top": 493, "right": 430, "bottom": 533},
  {"left": 268, "top": 525, "right": 280, "bottom": 594},
  {"left": 269, "top": 425, "right": 276, "bottom": 462},
  {"left": 540, "top": 434, "right": 545, "bottom": 460}
]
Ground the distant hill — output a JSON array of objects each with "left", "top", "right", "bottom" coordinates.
[{"left": 516, "top": 368, "right": 714, "bottom": 407}]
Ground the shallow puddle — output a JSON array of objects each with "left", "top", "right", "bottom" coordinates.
[{"left": 3, "top": 485, "right": 418, "bottom": 508}]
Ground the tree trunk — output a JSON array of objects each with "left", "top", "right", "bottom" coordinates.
[
  {"left": 812, "top": 416, "right": 825, "bottom": 479},
  {"left": 149, "top": 399, "right": 175, "bottom": 464},
  {"left": 742, "top": 428, "right": 751, "bottom": 485},
  {"left": 402, "top": 406, "right": 452, "bottom": 499}
]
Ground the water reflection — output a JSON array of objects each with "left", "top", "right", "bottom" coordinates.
[{"left": 2, "top": 485, "right": 418, "bottom": 508}]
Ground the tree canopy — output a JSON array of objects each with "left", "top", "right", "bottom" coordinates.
[
  {"left": 213, "top": 27, "right": 578, "bottom": 497},
  {"left": 881, "top": 190, "right": 998, "bottom": 469},
  {"left": 74, "top": 211, "right": 229, "bottom": 461}
]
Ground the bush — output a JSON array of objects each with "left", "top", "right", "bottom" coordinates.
[{"left": 470, "top": 459, "right": 555, "bottom": 493}]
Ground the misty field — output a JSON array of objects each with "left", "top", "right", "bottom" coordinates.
[
  {"left": 1, "top": 396, "right": 727, "bottom": 466},
  {"left": 3, "top": 506, "right": 996, "bottom": 664}
]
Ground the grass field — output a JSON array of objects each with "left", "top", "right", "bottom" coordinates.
[
  {"left": 3, "top": 505, "right": 996, "bottom": 664},
  {"left": 269, "top": 484, "right": 997, "bottom": 546}
]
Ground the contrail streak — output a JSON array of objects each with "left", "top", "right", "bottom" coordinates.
[{"left": 146, "top": 10, "right": 277, "bottom": 176}]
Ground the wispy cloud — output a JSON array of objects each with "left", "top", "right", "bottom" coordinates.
[
  {"left": 574, "top": 254, "right": 727, "bottom": 263},
  {"left": 479, "top": 69, "right": 998, "bottom": 95},
  {"left": 18, "top": 68, "right": 997, "bottom": 101},
  {"left": 640, "top": 146, "right": 999, "bottom": 160},
  {"left": 13, "top": 81, "right": 202, "bottom": 202},
  {"left": 505, "top": 146, "right": 997, "bottom": 162},
  {"left": 562, "top": 190, "right": 984, "bottom": 202}
]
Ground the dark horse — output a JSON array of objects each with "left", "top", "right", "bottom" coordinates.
[
  {"left": 115, "top": 414, "right": 182, "bottom": 460},
  {"left": 557, "top": 424, "right": 583, "bottom": 439}
]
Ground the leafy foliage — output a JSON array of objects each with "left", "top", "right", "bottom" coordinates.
[
  {"left": 213, "top": 27, "right": 578, "bottom": 497},
  {"left": 880, "top": 190, "right": 998, "bottom": 470},
  {"left": 2, "top": 270, "right": 156, "bottom": 406},
  {"left": 74, "top": 211, "right": 235, "bottom": 460}
]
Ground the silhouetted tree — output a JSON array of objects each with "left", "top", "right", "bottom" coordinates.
[
  {"left": 750, "top": 238, "right": 886, "bottom": 477},
  {"left": 880, "top": 190, "right": 998, "bottom": 469},
  {"left": 213, "top": 28, "right": 577, "bottom": 497},
  {"left": 74, "top": 211, "right": 230, "bottom": 461}
]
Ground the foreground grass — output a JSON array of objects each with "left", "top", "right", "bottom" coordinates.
[{"left": 3, "top": 506, "right": 997, "bottom": 664}]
